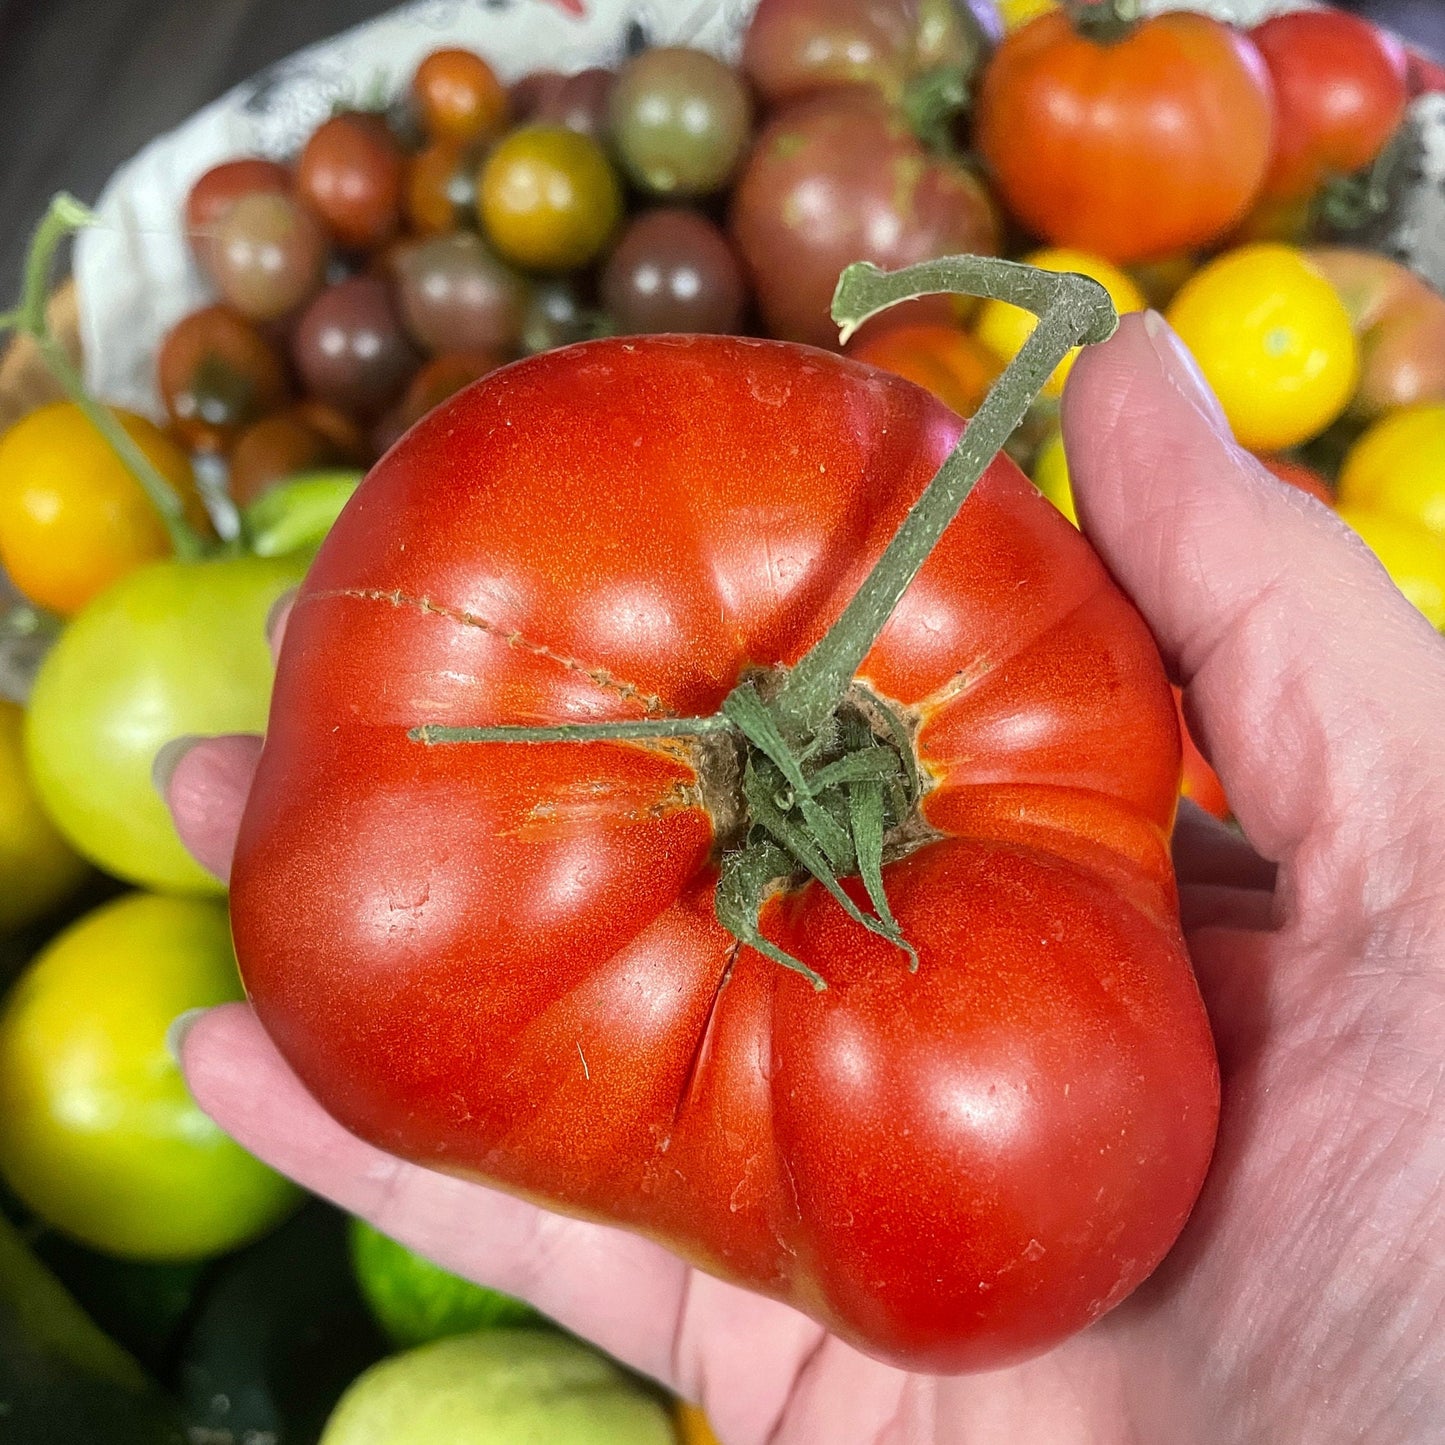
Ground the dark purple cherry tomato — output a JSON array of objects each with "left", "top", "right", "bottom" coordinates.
[
  {"left": 209, "top": 192, "right": 328, "bottom": 321},
  {"left": 533, "top": 67, "right": 615, "bottom": 139},
  {"left": 601, "top": 209, "right": 746, "bottom": 335},
  {"left": 292, "top": 277, "right": 420, "bottom": 415},
  {"left": 298, "top": 113, "right": 405, "bottom": 251},
  {"left": 392, "top": 232, "right": 530, "bottom": 355},
  {"left": 609, "top": 48, "right": 753, "bottom": 197},
  {"left": 157, "top": 304, "right": 291, "bottom": 454},
  {"left": 730, "top": 91, "right": 999, "bottom": 348}
]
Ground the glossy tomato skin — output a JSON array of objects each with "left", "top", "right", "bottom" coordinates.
[
  {"left": 230, "top": 337, "right": 1218, "bottom": 1372},
  {"left": 1252, "top": 10, "right": 1409, "bottom": 204},
  {"left": 730, "top": 92, "right": 999, "bottom": 348},
  {"left": 976, "top": 11, "right": 1274, "bottom": 264}
]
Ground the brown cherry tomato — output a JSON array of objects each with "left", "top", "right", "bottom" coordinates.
[
  {"left": 157, "top": 304, "right": 291, "bottom": 454},
  {"left": 600, "top": 209, "right": 746, "bottom": 336},
  {"left": 208, "top": 192, "right": 328, "bottom": 321},
  {"left": 478, "top": 125, "right": 622, "bottom": 272},
  {"left": 298, "top": 113, "right": 405, "bottom": 251},
  {"left": 847, "top": 323, "right": 1002, "bottom": 418},
  {"left": 292, "top": 276, "right": 420, "bottom": 416},
  {"left": 392, "top": 231, "right": 530, "bottom": 355},
  {"left": 292, "top": 399, "right": 369, "bottom": 463},
  {"left": 412, "top": 48, "right": 508, "bottom": 145},
  {"left": 532, "top": 67, "right": 615, "bottom": 140},
  {"left": 185, "top": 158, "right": 292, "bottom": 267},
  {"left": 228, "top": 414, "right": 348, "bottom": 506}
]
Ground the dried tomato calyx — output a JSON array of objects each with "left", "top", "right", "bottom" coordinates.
[{"left": 410, "top": 255, "right": 1119, "bottom": 988}]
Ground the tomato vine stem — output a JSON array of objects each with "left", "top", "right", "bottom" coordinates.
[
  {"left": 3, "top": 194, "right": 207, "bottom": 562},
  {"left": 412, "top": 254, "right": 1117, "bottom": 986}
]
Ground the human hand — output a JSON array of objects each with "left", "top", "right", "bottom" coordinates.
[{"left": 162, "top": 312, "right": 1445, "bottom": 1444}]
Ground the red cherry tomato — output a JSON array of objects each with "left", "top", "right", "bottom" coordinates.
[
  {"left": 975, "top": 9, "right": 1274, "bottom": 263},
  {"left": 231, "top": 335, "right": 1217, "bottom": 1374},
  {"left": 1252, "top": 10, "right": 1409, "bottom": 204},
  {"left": 298, "top": 113, "right": 405, "bottom": 251}
]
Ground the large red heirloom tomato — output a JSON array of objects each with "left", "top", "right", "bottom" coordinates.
[{"left": 229, "top": 335, "right": 1219, "bottom": 1372}]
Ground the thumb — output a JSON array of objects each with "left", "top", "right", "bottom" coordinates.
[{"left": 1061, "top": 312, "right": 1445, "bottom": 932}]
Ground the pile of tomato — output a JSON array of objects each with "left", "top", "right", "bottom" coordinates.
[{"left": 0, "top": 0, "right": 1443, "bottom": 1439}]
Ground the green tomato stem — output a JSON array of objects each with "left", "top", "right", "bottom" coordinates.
[
  {"left": 5, "top": 193, "right": 208, "bottom": 563},
  {"left": 769, "top": 256, "right": 1118, "bottom": 739}
]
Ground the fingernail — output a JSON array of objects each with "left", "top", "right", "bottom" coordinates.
[
  {"left": 166, "top": 1007, "right": 209, "bottom": 1065},
  {"left": 152, "top": 735, "right": 202, "bottom": 798},
  {"left": 1142, "top": 310, "right": 1233, "bottom": 435},
  {"left": 265, "top": 590, "right": 296, "bottom": 650}
]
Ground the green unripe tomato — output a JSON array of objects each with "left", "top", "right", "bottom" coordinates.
[
  {"left": 0, "top": 893, "right": 299, "bottom": 1258},
  {"left": 25, "top": 554, "right": 306, "bottom": 894},
  {"left": 320, "top": 1330, "right": 676, "bottom": 1445}
]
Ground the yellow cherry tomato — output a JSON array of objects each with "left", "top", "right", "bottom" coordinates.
[
  {"left": 478, "top": 125, "right": 622, "bottom": 272},
  {"left": 998, "top": 0, "right": 1060, "bottom": 31},
  {"left": 676, "top": 1402, "right": 723, "bottom": 1445},
  {"left": 1031, "top": 429, "right": 1078, "bottom": 526},
  {"left": 1337, "top": 505, "right": 1445, "bottom": 629},
  {"left": 0, "top": 893, "right": 300, "bottom": 1259},
  {"left": 1338, "top": 404, "right": 1445, "bottom": 537},
  {"left": 976, "top": 248, "right": 1145, "bottom": 397},
  {"left": 0, "top": 700, "right": 86, "bottom": 933},
  {"left": 0, "top": 402, "right": 202, "bottom": 617},
  {"left": 1166, "top": 244, "right": 1359, "bottom": 452}
]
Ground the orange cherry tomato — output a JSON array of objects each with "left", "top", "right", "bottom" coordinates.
[
  {"left": 0, "top": 402, "right": 205, "bottom": 617},
  {"left": 976, "top": 9, "right": 1273, "bottom": 264},
  {"left": 1258, "top": 455, "right": 1334, "bottom": 506},
  {"left": 412, "top": 48, "right": 508, "bottom": 145},
  {"left": 847, "top": 323, "right": 1001, "bottom": 418}
]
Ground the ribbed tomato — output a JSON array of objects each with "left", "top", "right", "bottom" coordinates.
[
  {"left": 229, "top": 336, "right": 1218, "bottom": 1372},
  {"left": 975, "top": 8, "right": 1274, "bottom": 263}
]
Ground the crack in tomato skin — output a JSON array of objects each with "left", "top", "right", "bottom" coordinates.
[
  {"left": 232, "top": 334, "right": 1217, "bottom": 1374},
  {"left": 304, "top": 586, "right": 669, "bottom": 717}
]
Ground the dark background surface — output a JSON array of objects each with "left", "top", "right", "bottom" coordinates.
[{"left": 0, "top": 0, "right": 1442, "bottom": 294}]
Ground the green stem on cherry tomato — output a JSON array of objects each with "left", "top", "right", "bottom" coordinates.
[
  {"left": 770, "top": 256, "right": 1117, "bottom": 738},
  {"left": 4, "top": 194, "right": 208, "bottom": 563},
  {"left": 1065, "top": 0, "right": 1143, "bottom": 45}
]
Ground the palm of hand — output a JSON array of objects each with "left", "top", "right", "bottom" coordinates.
[{"left": 168, "top": 317, "right": 1445, "bottom": 1445}]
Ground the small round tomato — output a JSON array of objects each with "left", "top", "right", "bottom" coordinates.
[
  {"left": 847, "top": 323, "right": 1000, "bottom": 418},
  {"left": 411, "top": 48, "right": 508, "bottom": 145},
  {"left": 293, "top": 277, "right": 421, "bottom": 417},
  {"left": 600, "top": 209, "right": 747, "bottom": 336},
  {"left": 0, "top": 401, "right": 204, "bottom": 616},
  {"left": 185, "top": 157, "right": 292, "bottom": 268},
  {"left": 1337, "top": 505, "right": 1445, "bottom": 628},
  {"left": 404, "top": 139, "right": 479, "bottom": 236},
  {"left": 478, "top": 126, "right": 622, "bottom": 272},
  {"left": 25, "top": 554, "right": 307, "bottom": 894},
  {"left": 208, "top": 191, "right": 328, "bottom": 322},
  {"left": 298, "top": 113, "right": 405, "bottom": 252},
  {"left": 0, "top": 893, "right": 299, "bottom": 1258},
  {"left": 229, "top": 412, "right": 348, "bottom": 507},
  {"left": 1030, "top": 428, "right": 1076, "bottom": 526},
  {"left": 976, "top": 9, "right": 1273, "bottom": 263},
  {"left": 157, "top": 304, "right": 291, "bottom": 454},
  {"left": 1338, "top": 404, "right": 1445, "bottom": 537},
  {"left": 1252, "top": 10, "right": 1409, "bottom": 204},
  {"left": 976, "top": 248, "right": 1146, "bottom": 396},
  {"left": 1167, "top": 245, "right": 1360, "bottom": 452},
  {"left": 1258, "top": 455, "right": 1335, "bottom": 505},
  {"left": 0, "top": 700, "right": 86, "bottom": 934},
  {"left": 609, "top": 48, "right": 753, "bottom": 199}
]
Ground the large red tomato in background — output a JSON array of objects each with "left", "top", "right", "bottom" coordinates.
[
  {"left": 975, "top": 8, "right": 1274, "bottom": 264},
  {"left": 229, "top": 336, "right": 1218, "bottom": 1372}
]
